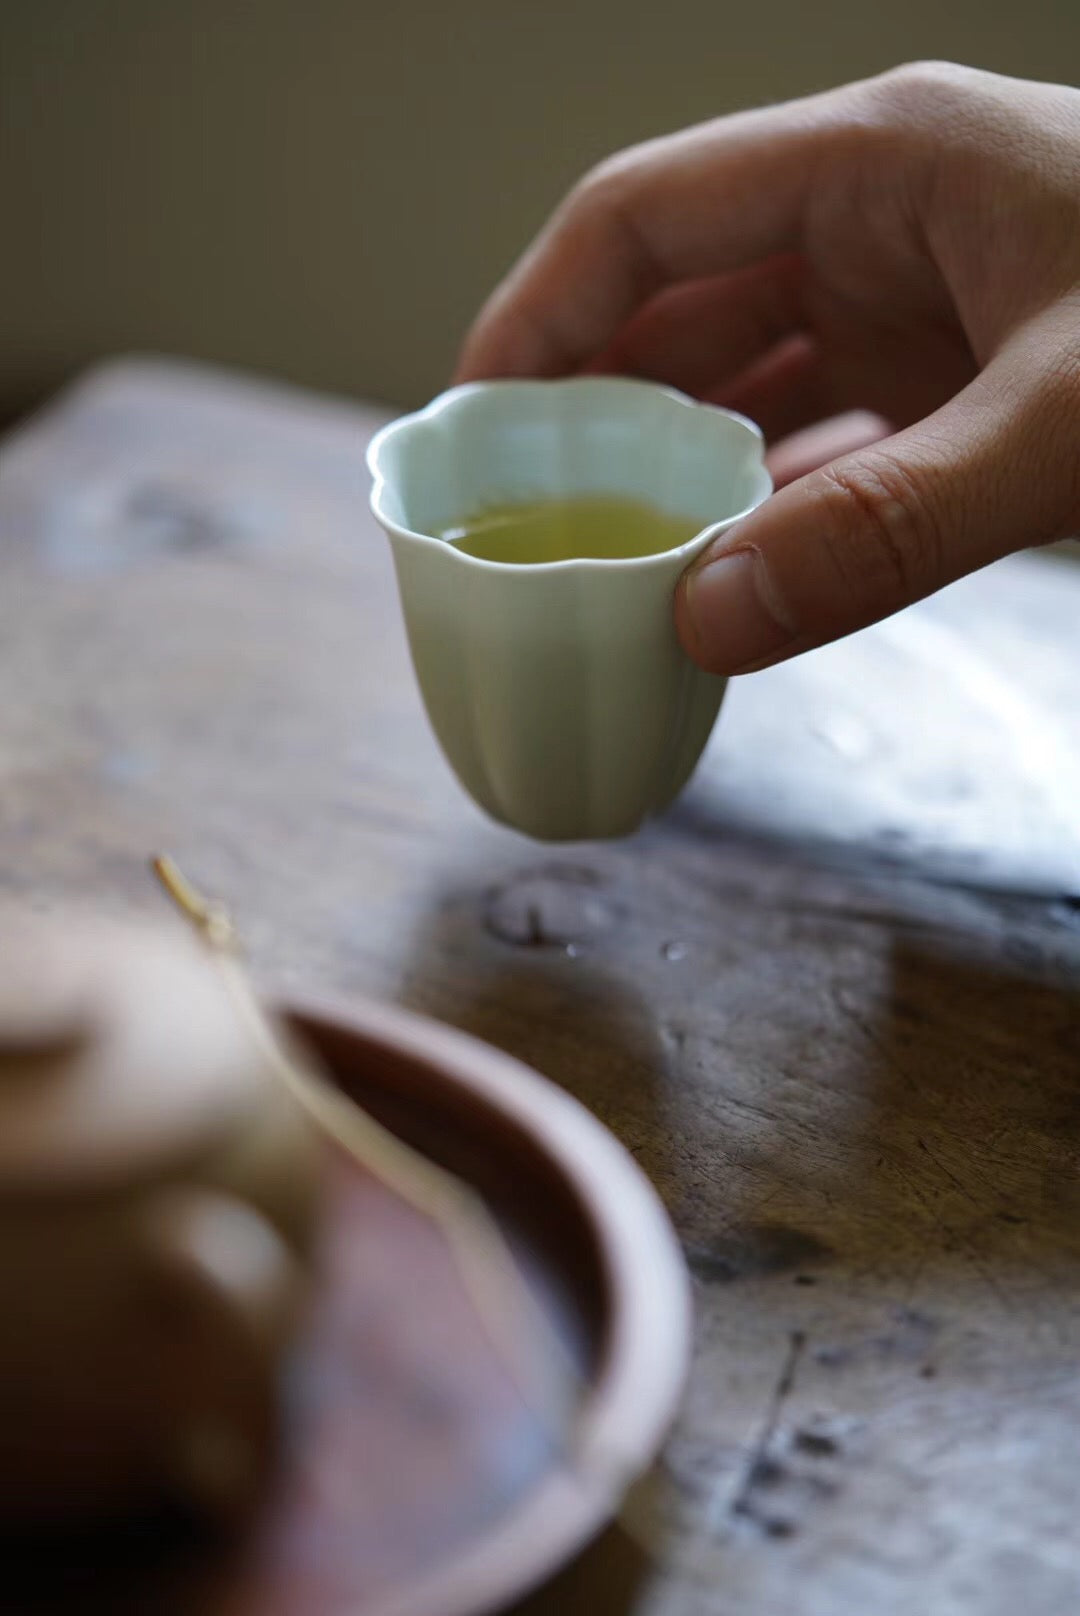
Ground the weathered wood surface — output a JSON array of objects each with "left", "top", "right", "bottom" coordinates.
[{"left": 3, "top": 358, "right": 1080, "bottom": 1616}]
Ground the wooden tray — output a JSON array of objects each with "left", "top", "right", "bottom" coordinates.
[{"left": 3, "top": 996, "right": 690, "bottom": 1616}]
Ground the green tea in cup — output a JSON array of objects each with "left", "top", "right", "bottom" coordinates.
[{"left": 438, "top": 494, "right": 702, "bottom": 564}]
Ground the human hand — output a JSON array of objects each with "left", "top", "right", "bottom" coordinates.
[{"left": 455, "top": 63, "right": 1080, "bottom": 673}]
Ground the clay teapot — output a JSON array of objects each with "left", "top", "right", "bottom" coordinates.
[{"left": 0, "top": 904, "right": 322, "bottom": 1526}]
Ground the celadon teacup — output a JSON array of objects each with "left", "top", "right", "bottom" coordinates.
[{"left": 367, "top": 378, "right": 771, "bottom": 841}]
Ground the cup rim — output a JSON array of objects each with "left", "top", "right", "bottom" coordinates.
[{"left": 366, "top": 377, "right": 772, "bottom": 575}]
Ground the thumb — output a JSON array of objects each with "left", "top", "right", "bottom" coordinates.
[{"left": 675, "top": 345, "right": 1078, "bottom": 674}]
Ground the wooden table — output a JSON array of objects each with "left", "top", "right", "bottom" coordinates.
[{"left": 3, "top": 359, "right": 1080, "bottom": 1616}]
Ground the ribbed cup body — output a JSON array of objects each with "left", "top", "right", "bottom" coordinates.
[{"left": 368, "top": 379, "right": 771, "bottom": 841}]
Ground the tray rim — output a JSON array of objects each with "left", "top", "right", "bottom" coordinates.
[{"left": 282, "top": 991, "right": 692, "bottom": 1616}]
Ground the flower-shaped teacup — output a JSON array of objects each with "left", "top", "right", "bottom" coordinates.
[{"left": 367, "top": 378, "right": 771, "bottom": 841}]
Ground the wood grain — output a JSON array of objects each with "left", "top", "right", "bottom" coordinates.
[{"left": 2, "top": 357, "right": 1080, "bottom": 1615}]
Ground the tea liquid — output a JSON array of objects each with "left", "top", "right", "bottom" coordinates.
[{"left": 439, "top": 494, "right": 702, "bottom": 563}]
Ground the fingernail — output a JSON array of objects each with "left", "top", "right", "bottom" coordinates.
[{"left": 683, "top": 547, "right": 797, "bottom": 672}]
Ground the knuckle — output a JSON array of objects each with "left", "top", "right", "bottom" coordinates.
[
  {"left": 570, "top": 148, "right": 646, "bottom": 215},
  {"left": 1022, "top": 341, "right": 1080, "bottom": 529},
  {"left": 813, "top": 456, "right": 945, "bottom": 609},
  {"left": 572, "top": 125, "right": 684, "bottom": 215},
  {"left": 1032, "top": 344, "right": 1080, "bottom": 422},
  {"left": 564, "top": 147, "right": 668, "bottom": 297},
  {"left": 873, "top": 59, "right": 981, "bottom": 105},
  {"left": 857, "top": 60, "right": 988, "bottom": 131}
]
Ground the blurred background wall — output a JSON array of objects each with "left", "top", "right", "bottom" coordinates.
[{"left": 1, "top": 0, "right": 1076, "bottom": 419}]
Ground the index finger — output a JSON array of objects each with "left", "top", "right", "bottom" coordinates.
[{"left": 453, "top": 84, "right": 862, "bottom": 383}]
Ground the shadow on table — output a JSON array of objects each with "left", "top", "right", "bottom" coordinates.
[
  {"left": 390, "top": 881, "right": 685, "bottom": 1212},
  {"left": 393, "top": 836, "right": 1080, "bottom": 1295}
]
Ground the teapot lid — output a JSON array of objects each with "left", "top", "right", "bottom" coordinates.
[{"left": 0, "top": 906, "right": 272, "bottom": 1192}]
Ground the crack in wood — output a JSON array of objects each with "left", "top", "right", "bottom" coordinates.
[
  {"left": 916, "top": 1136, "right": 980, "bottom": 1208},
  {"left": 715, "top": 1330, "right": 806, "bottom": 1533}
]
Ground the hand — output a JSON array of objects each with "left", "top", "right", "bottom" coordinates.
[{"left": 455, "top": 62, "right": 1080, "bottom": 674}]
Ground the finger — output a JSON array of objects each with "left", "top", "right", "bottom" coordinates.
[
  {"left": 712, "top": 325, "right": 971, "bottom": 445},
  {"left": 597, "top": 257, "right": 805, "bottom": 396},
  {"left": 454, "top": 88, "right": 859, "bottom": 382},
  {"left": 674, "top": 333, "right": 1080, "bottom": 675},
  {"left": 713, "top": 323, "right": 975, "bottom": 442},
  {"left": 766, "top": 411, "right": 892, "bottom": 488},
  {"left": 707, "top": 334, "right": 829, "bottom": 441}
]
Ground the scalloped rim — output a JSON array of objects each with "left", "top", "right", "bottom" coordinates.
[{"left": 366, "top": 377, "right": 771, "bottom": 574}]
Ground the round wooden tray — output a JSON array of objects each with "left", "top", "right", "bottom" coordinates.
[{"left": 4, "top": 996, "right": 690, "bottom": 1616}]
